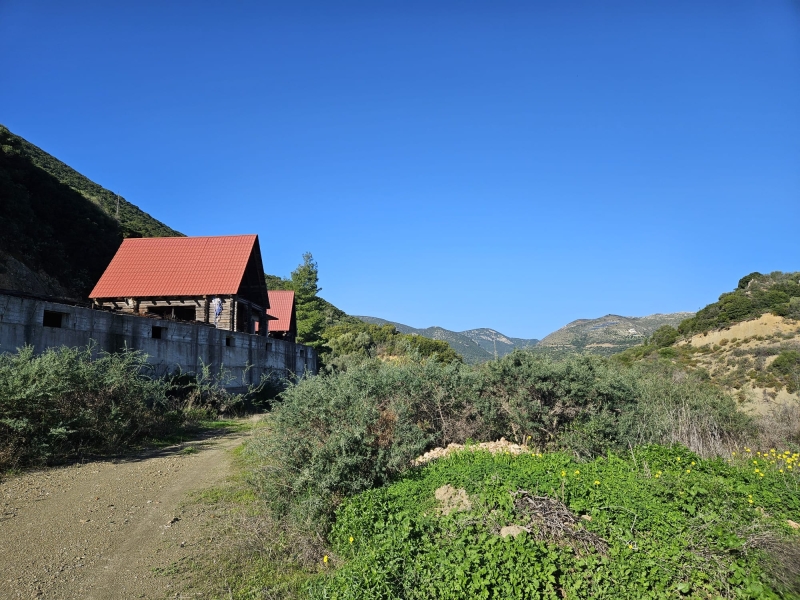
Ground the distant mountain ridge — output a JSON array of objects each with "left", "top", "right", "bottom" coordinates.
[
  {"left": 537, "top": 313, "right": 695, "bottom": 355},
  {"left": 357, "top": 312, "right": 694, "bottom": 362},
  {"left": 355, "top": 316, "right": 539, "bottom": 364}
]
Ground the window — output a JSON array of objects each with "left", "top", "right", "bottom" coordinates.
[
  {"left": 266, "top": 342, "right": 272, "bottom": 352},
  {"left": 226, "top": 336, "right": 233, "bottom": 347},
  {"left": 42, "top": 310, "right": 65, "bottom": 328},
  {"left": 152, "top": 326, "right": 164, "bottom": 339}
]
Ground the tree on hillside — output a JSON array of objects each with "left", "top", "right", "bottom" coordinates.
[{"left": 264, "top": 273, "right": 292, "bottom": 291}]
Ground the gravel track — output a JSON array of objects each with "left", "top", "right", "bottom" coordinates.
[{"left": 1, "top": 428, "right": 248, "bottom": 599}]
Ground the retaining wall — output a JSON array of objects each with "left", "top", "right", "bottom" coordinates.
[{"left": 0, "top": 292, "right": 317, "bottom": 388}]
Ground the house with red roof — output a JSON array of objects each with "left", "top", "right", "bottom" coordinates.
[
  {"left": 266, "top": 290, "right": 297, "bottom": 343},
  {"left": 89, "top": 235, "right": 270, "bottom": 335}
]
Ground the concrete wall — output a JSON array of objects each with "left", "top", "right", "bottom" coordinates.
[{"left": 0, "top": 292, "right": 317, "bottom": 388}]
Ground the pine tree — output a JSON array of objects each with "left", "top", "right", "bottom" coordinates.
[{"left": 291, "top": 253, "right": 326, "bottom": 348}]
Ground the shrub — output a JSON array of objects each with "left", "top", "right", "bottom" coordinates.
[
  {"left": 611, "top": 365, "right": 754, "bottom": 458},
  {"left": 649, "top": 325, "right": 679, "bottom": 348},
  {"left": 475, "top": 352, "right": 638, "bottom": 450},
  {"left": 770, "top": 350, "right": 800, "bottom": 378},
  {"left": 246, "top": 359, "right": 480, "bottom": 526},
  {"left": 0, "top": 345, "right": 243, "bottom": 470},
  {"left": 0, "top": 345, "right": 171, "bottom": 468}
]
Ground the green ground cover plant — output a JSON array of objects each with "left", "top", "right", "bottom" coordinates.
[{"left": 313, "top": 447, "right": 800, "bottom": 599}]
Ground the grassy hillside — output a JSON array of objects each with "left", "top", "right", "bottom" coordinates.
[
  {"left": 0, "top": 125, "right": 181, "bottom": 297},
  {"left": 1, "top": 125, "right": 179, "bottom": 239},
  {"left": 537, "top": 312, "right": 695, "bottom": 355}
]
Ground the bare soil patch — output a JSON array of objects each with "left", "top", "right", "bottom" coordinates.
[{"left": 0, "top": 426, "right": 250, "bottom": 599}]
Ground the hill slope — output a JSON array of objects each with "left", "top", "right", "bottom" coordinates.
[
  {"left": 537, "top": 312, "right": 694, "bottom": 355},
  {"left": 621, "top": 272, "right": 800, "bottom": 414},
  {"left": 0, "top": 125, "right": 180, "bottom": 297}
]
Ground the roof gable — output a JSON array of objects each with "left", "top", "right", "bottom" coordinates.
[
  {"left": 90, "top": 235, "right": 269, "bottom": 307},
  {"left": 267, "top": 290, "right": 296, "bottom": 333}
]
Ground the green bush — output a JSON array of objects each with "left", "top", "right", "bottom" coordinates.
[
  {"left": 770, "top": 351, "right": 800, "bottom": 378},
  {"left": 0, "top": 345, "right": 169, "bottom": 468},
  {"left": 770, "top": 351, "right": 800, "bottom": 393},
  {"left": 0, "top": 345, "right": 242, "bottom": 469},
  {"left": 321, "top": 321, "right": 462, "bottom": 369},
  {"left": 247, "top": 359, "right": 479, "bottom": 526},
  {"left": 610, "top": 364, "right": 754, "bottom": 457},
  {"left": 649, "top": 325, "right": 679, "bottom": 348},
  {"left": 475, "top": 352, "right": 638, "bottom": 451}
]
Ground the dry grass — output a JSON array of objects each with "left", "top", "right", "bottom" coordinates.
[
  {"left": 755, "top": 402, "right": 800, "bottom": 450},
  {"left": 743, "top": 528, "right": 800, "bottom": 595}
]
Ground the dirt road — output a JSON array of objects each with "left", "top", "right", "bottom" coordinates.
[{"left": 0, "top": 428, "right": 248, "bottom": 599}]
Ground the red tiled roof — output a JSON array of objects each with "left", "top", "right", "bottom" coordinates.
[
  {"left": 267, "top": 290, "right": 295, "bottom": 333},
  {"left": 90, "top": 235, "right": 260, "bottom": 298}
]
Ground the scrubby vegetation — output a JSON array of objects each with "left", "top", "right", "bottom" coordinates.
[
  {"left": 247, "top": 353, "right": 755, "bottom": 527},
  {"left": 211, "top": 347, "right": 800, "bottom": 599},
  {"left": 322, "top": 321, "right": 462, "bottom": 369},
  {"left": 678, "top": 272, "right": 800, "bottom": 336},
  {"left": 0, "top": 345, "right": 244, "bottom": 470},
  {"left": 614, "top": 273, "right": 800, "bottom": 400}
]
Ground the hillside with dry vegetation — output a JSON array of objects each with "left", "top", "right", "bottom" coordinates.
[{"left": 619, "top": 272, "right": 800, "bottom": 416}]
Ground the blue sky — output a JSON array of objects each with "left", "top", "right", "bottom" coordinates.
[{"left": 2, "top": 1, "right": 798, "bottom": 339}]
